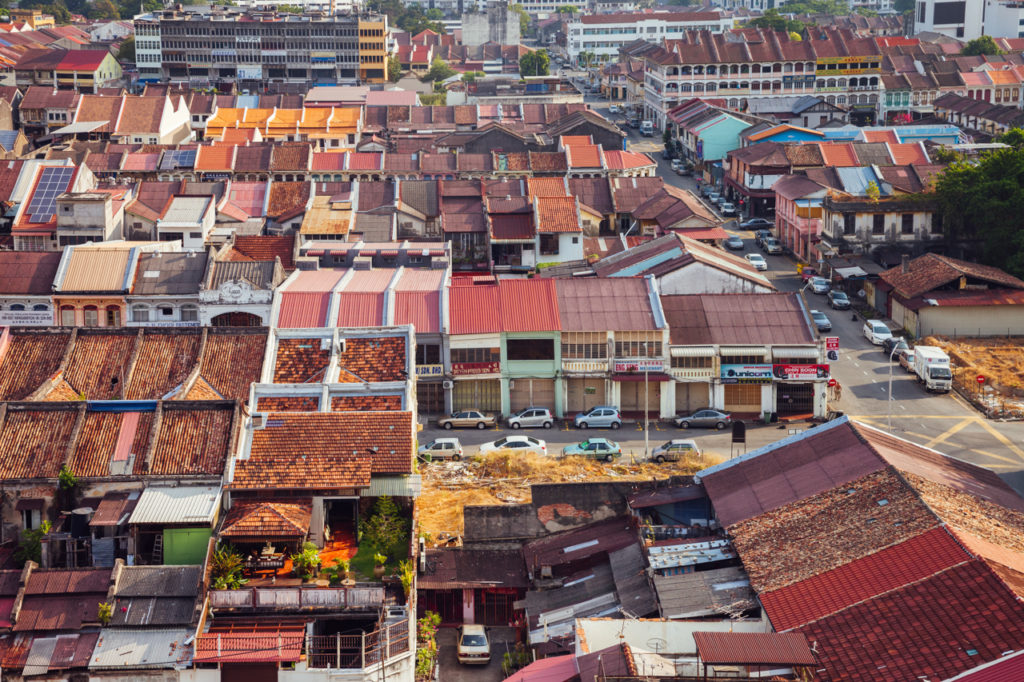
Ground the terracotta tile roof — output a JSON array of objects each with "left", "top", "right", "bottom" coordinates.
[
  {"left": 346, "top": 151, "right": 382, "bottom": 171},
  {"left": 800, "top": 560, "right": 1024, "bottom": 682},
  {"left": 535, "top": 195, "right": 581, "bottom": 233},
  {"left": 125, "top": 331, "right": 202, "bottom": 400},
  {"left": 116, "top": 95, "right": 164, "bottom": 135},
  {"left": 861, "top": 129, "right": 898, "bottom": 144},
  {"left": 228, "top": 235, "right": 295, "bottom": 270},
  {"left": 336, "top": 336, "right": 407, "bottom": 383},
  {"left": 255, "top": 396, "right": 320, "bottom": 412},
  {"left": 195, "top": 144, "right": 235, "bottom": 172},
  {"left": 0, "top": 406, "right": 78, "bottom": 479},
  {"left": 273, "top": 337, "right": 332, "bottom": 383},
  {"left": 233, "top": 412, "right": 410, "bottom": 489},
  {"left": 493, "top": 152, "right": 530, "bottom": 172},
  {"left": 311, "top": 151, "right": 347, "bottom": 171},
  {"left": 760, "top": 527, "right": 970, "bottom": 631},
  {"left": 66, "top": 409, "right": 155, "bottom": 478},
  {"left": 602, "top": 150, "right": 654, "bottom": 170},
  {"left": 233, "top": 144, "right": 272, "bottom": 173},
  {"left": 879, "top": 253, "right": 1024, "bottom": 300},
  {"left": 62, "top": 331, "right": 137, "bottom": 400},
  {"left": 126, "top": 181, "right": 178, "bottom": 222},
  {"left": 184, "top": 376, "right": 222, "bottom": 401},
  {"left": 20, "top": 85, "right": 78, "bottom": 111},
  {"left": 457, "top": 153, "right": 492, "bottom": 172},
  {"left": 0, "top": 330, "right": 71, "bottom": 400},
  {"left": 819, "top": 142, "right": 858, "bottom": 167},
  {"left": 270, "top": 144, "right": 310, "bottom": 171},
  {"left": 144, "top": 403, "right": 235, "bottom": 476},
  {"left": 526, "top": 177, "right": 567, "bottom": 199},
  {"left": 566, "top": 144, "right": 604, "bottom": 169},
  {"left": 220, "top": 500, "right": 312, "bottom": 538},
  {"left": 73, "top": 94, "right": 121, "bottom": 134},
  {"left": 529, "top": 151, "right": 568, "bottom": 172},
  {"left": 196, "top": 330, "right": 267, "bottom": 403},
  {"left": 266, "top": 181, "right": 310, "bottom": 221},
  {"left": 331, "top": 395, "right": 403, "bottom": 411}
]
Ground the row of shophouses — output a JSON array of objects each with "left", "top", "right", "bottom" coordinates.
[{"left": 0, "top": 236, "right": 829, "bottom": 422}]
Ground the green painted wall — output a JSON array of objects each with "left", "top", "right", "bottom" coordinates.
[{"left": 163, "top": 527, "right": 211, "bottom": 564}]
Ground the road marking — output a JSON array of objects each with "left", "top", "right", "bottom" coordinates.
[
  {"left": 969, "top": 448, "right": 1024, "bottom": 465},
  {"left": 974, "top": 418, "right": 1024, "bottom": 461},
  {"left": 924, "top": 417, "right": 974, "bottom": 448},
  {"left": 849, "top": 415, "right": 980, "bottom": 419},
  {"left": 977, "top": 462, "right": 1022, "bottom": 470}
]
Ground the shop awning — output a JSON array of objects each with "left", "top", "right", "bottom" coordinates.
[
  {"left": 671, "top": 346, "right": 716, "bottom": 357},
  {"left": 15, "top": 499, "right": 44, "bottom": 511},
  {"left": 613, "top": 373, "right": 672, "bottom": 382},
  {"left": 90, "top": 492, "right": 135, "bottom": 527},
  {"left": 194, "top": 623, "right": 306, "bottom": 663},
  {"left": 834, "top": 265, "right": 868, "bottom": 279},
  {"left": 719, "top": 346, "right": 767, "bottom": 356},
  {"left": 771, "top": 346, "right": 820, "bottom": 360}
]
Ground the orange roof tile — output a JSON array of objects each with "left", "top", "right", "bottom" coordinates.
[
  {"left": 862, "top": 130, "right": 898, "bottom": 144},
  {"left": 0, "top": 330, "right": 71, "bottom": 400},
  {"left": 196, "top": 330, "right": 267, "bottom": 403},
  {"left": 66, "top": 409, "right": 154, "bottom": 478},
  {"left": 63, "top": 331, "right": 137, "bottom": 400},
  {"left": 220, "top": 500, "right": 312, "bottom": 538},
  {"left": 566, "top": 144, "right": 603, "bottom": 169},
  {"left": 124, "top": 332, "right": 202, "bottom": 400},
  {"left": 0, "top": 406, "right": 78, "bottom": 480},
  {"left": 143, "top": 403, "right": 235, "bottom": 476},
  {"left": 536, "top": 196, "right": 581, "bottom": 233},
  {"left": 888, "top": 142, "right": 929, "bottom": 166},
  {"left": 195, "top": 144, "right": 235, "bottom": 172},
  {"left": 527, "top": 177, "right": 567, "bottom": 199},
  {"left": 819, "top": 143, "right": 858, "bottom": 168}
]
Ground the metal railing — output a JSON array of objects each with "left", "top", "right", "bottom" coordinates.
[
  {"left": 209, "top": 585, "right": 385, "bottom": 610},
  {"left": 307, "top": 619, "right": 410, "bottom": 669}
]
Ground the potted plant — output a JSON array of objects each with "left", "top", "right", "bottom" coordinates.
[
  {"left": 373, "top": 552, "right": 387, "bottom": 578},
  {"left": 399, "top": 559, "right": 415, "bottom": 600},
  {"left": 290, "top": 542, "right": 322, "bottom": 581}
]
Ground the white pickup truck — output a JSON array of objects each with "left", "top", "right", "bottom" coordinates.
[{"left": 912, "top": 345, "right": 952, "bottom": 392}]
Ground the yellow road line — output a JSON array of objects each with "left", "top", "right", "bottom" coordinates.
[
  {"left": 974, "top": 418, "right": 1024, "bottom": 461},
  {"left": 968, "top": 448, "right": 1024, "bottom": 465},
  {"left": 975, "top": 462, "right": 1023, "bottom": 470},
  {"left": 924, "top": 418, "right": 974, "bottom": 448},
  {"left": 849, "top": 415, "right": 976, "bottom": 420}
]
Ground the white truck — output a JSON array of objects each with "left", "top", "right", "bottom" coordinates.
[
  {"left": 640, "top": 120, "right": 654, "bottom": 136},
  {"left": 913, "top": 346, "right": 952, "bottom": 392}
]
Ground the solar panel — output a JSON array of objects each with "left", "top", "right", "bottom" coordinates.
[
  {"left": 160, "top": 149, "right": 198, "bottom": 170},
  {"left": 25, "top": 166, "right": 74, "bottom": 222}
]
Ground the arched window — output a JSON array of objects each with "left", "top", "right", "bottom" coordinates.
[
  {"left": 181, "top": 304, "right": 199, "bottom": 322},
  {"left": 706, "top": 65, "right": 716, "bottom": 75},
  {"left": 680, "top": 83, "right": 692, "bottom": 93},
  {"left": 83, "top": 305, "right": 98, "bottom": 327},
  {"left": 132, "top": 304, "right": 150, "bottom": 322},
  {"left": 32, "top": 304, "right": 47, "bottom": 311},
  {"left": 9, "top": 304, "right": 24, "bottom": 311},
  {"left": 105, "top": 305, "right": 121, "bottom": 327},
  {"left": 60, "top": 305, "right": 75, "bottom": 326},
  {"left": 837, "top": 96, "right": 847, "bottom": 105},
  {"left": 740, "top": 64, "right": 749, "bottom": 74}
]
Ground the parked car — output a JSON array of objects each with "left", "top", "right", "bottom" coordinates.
[
  {"left": 561, "top": 438, "right": 622, "bottom": 461},
  {"left": 707, "top": 192, "right": 721, "bottom": 205},
  {"left": 507, "top": 407, "right": 554, "bottom": 429},
  {"left": 882, "top": 336, "right": 909, "bottom": 358},
  {"left": 671, "top": 159, "right": 682, "bottom": 171},
  {"left": 762, "top": 238, "right": 783, "bottom": 254},
  {"left": 740, "top": 218, "right": 773, "bottom": 230},
  {"left": 457, "top": 625, "right": 491, "bottom": 665},
  {"left": 863, "top": 320, "right": 894, "bottom": 345},
  {"left": 808, "top": 276, "right": 831, "bottom": 295},
  {"left": 418, "top": 438, "right": 464, "bottom": 462},
  {"left": 753, "top": 229, "right": 772, "bottom": 247},
  {"left": 675, "top": 164, "right": 693, "bottom": 176},
  {"left": 661, "top": 148, "right": 674, "bottom": 160},
  {"left": 479, "top": 435, "right": 547, "bottom": 456},
  {"left": 719, "top": 202, "right": 738, "bottom": 216},
  {"left": 899, "top": 348, "right": 916, "bottom": 372},
  {"left": 651, "top": 439, "right": 701, "bottom": 463},
  {"left": 573, "top": 405, "right": 622, "bottom": 429},
  {"left": 745, "top": 253, "right": 768, "bottom": 271},
  {"left": 810, "top": 309, "right": 832, "bottom": 332},
  {"left": 674, "top": 409, "right": 731, "bottom": 430},
  {"left": 438, "top": 410, "right": 496, "bottom": 430},
  {"left": 827, "top": 290, "right": 851, "bottom": 310},
  {"left": 724, "top": 235, "right": 745, "bottom": 250},
  {"left": 627, "top": 117, "right": 640, "bottom": 129},
  {"left": 799, "top": 266, "right": 819, "bottom": 282},
  {"left": 608, "top": 104, "right": 620, "bottom": 114}
]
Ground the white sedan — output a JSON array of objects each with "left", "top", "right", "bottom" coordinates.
[
  {"left": 863, "top": 320, "right": 893, "bottom": 345},
  {"left": 479, "top": 435, "right": 547, "bottom": 456},
  {"left": 745, "top": 253, "right": 768, "bottom": 271}
]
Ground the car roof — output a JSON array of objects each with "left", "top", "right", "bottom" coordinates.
[
  {"left": 434, "top": 437, "right": 460, "bottom": 444},
  {"left": 668, "top": 439, "right": 698, "bottom": 445},
  {"left": 461, "top": 624, "right": 486, "bottom": 634}
]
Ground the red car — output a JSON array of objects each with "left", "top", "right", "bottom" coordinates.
[{"left": 800, "top": 267, "right": 819, "bottom": 282}]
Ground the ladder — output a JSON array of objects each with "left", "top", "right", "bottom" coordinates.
[{"left": 152, "top": 534, "right": 163, "bottom": 564}]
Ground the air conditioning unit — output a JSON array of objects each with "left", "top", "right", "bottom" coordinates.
[{"left": 442, "top": 380, "right": 453, "bottom": 389}]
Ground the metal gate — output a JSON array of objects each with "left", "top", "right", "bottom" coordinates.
[
  {"left": 565, "top": 378, "right": 606, "bottom": 414},
  {"left": 508, "top": 379, "right": 555, "bottom": 412},
  {"left": 674, "top": 382, "right": 709, "bottom": 413}
]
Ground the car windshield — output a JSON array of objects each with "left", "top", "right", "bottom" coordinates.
[
  {"left": 872, "top": 323, "right": 888, "bottom": 332},
  {"left": 813, "top": 312, "right": 827, "bottom": 320},
  {"left": 932, "top": 367, "right": 952, "bottom": 379},
  {"left": 461, "top": 634, "right": 487, "bottom": 647},
  {"left": 833, "top": 292, "right": 849, "bottom": 300},
  {"left": 493, "top": 438, "right": 507, "bottom": 447}
]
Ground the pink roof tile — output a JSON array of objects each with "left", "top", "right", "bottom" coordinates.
[
  {"left": 278, "top": 269, "right": 345, "bottom": 328},
  {"left": 449, "top": 285, "right": 500, "bottom": 335},
  {"left": 499, "top": 279, "right": 560, "bottom": 332},
  {"left": 393, "top": 268, "right": 444, "bottom": 334}
]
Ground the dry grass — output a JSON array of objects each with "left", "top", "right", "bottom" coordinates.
[
  {"left": 925, "top": 336, "right": 1024, "bottom": 390},
  {"left": 417, "top": 449, "right": 722, "bottom": 539}
]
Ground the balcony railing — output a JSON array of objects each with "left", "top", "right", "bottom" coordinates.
[
  {"left": 307, "top": 620, "right": 410, "bottom": 670},
  {"left": 210, "top": 585, "right": 385, "bottom": 611}
]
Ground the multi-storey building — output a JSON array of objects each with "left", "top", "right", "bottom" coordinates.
[
  {"left": 567, "top": 11, "right": 732, "bottom": 64},
  {"left": 133, "top": 7, "right": 387, "bottom": 89},
  {"left": 639, "top": 28, "right": 883, "bottom": 130}
]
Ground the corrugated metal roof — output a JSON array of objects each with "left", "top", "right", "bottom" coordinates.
[
  {"left": 367, "top": 474, "right": 422, "bottom": 497},
  {"left": 449, "top": 285, "right": 500, "bottom": 335},
  {"left": 59, "top": 247, "right": 132, "bottom": 292},
  {"left": 128, "top": 486, "right": 221, "bottom": 525},
  {"left": 555, "top": 278, "right": 656, "bottom": 331},
  {"left": 161, "top": 196, "right": 211, "bottom": 224},
  {"left": 499, "top": 279, "right": 560, "bottom": 332},
  {"left": 693, "top": 631, "right": 816, "bottom": 666},
  {"left": 279, "top": 291, "right": 331, "bottom": 328},
  {"left": 89, "top": 628, "right": 194, "bottom": 669},
  {"left": 336, "top": 292, "right": 383, "bottom": 326}
]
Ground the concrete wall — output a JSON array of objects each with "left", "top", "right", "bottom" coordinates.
[
  {"left": 917, "top": 304, "right": 1024, "bottom": 338},
  {"left": 658, "top": 263, "right": 774, "bottom": 295}
]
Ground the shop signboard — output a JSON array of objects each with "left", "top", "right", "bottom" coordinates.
[
  {"left": 613, "top": 359, "right": 664, "bottom": 373},
  {"left": 772, "top": 364, "right": 830, "bottom": 380},
  {"left": 451, "top": 361, "right": 499, "bottom": 376}
]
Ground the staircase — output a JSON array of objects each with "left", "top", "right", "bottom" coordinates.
[{"left": 152, "top": 534, "right": 163, "bottom": 564}]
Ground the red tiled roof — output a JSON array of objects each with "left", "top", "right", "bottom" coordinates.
[
  {"left": 819, "top": 142, "right": 858, "bottom": 167},
  {"left": 490, "top": 213, "right": 534, "bottom": 241},
  {"left": 566, "top": 143, "right": 603, "bottom": 169},
  {"left": 195, "top": 144, "right": 235, "bottom": 172},
  {"left": 526, "top": 177, "right": 567, "bottom": 199},
  {"left": 270, "top": 143, "right": 310, "bottom": 171},
  {"left": 693, "top": 632, "right": 816, "bottom": 666},
  {"left": 63, "top": 331, "right": 137, "bottom": 400},
  {"left": 125, "top": 332, "right": 201, "bottom": 400},
  {"left": 195, "top": 625, "right": 305, "bottom": 664},
  {"left": 143, "top": 403, "right": 235, "bottom": 476},
  {"left": 499, "top": 279, "right": 560, "bottom": 332},
  {"left": 336, "top": 335, "right": 407, "bottom": 383},
  {"left": 273, "top": 337, "right": 332, "bottom": 383},
  {"left": 0, "top": 407, "right": 78, "bottom": 480},
  {"left": 311, "top": 151, "right": 347, "bottom": 171},
  {"left": 229, "top": 235, "right": 296, "bottom": 270},
  {"left": 347, "top": 152, "right": 382, "bottom": 171},
  {"left": 760, "top": 527, "right": 970, "bottom": 631},
  {"left": 0, "top": 252, "right": 60, "bottom": 295},
  {"left": 0, "top": 330, "right": 70, "bottom": 400},
  {"left": 220, "top": 500, "right": 312, "bottom": 538},
  {"left": 801, "top": 560, "right": 1024, "bottom": 682},
  {"left": 449, "top": 285, "right": 500, "bottom": 335},
  {"left": 196, "top": 330, "right": 267, "bottom": 403},
  {"left": 535, "top": 195, "right": 581, "bottom": 233},
  {"left": 267, "top": 181, "right": 310, "bottom": 221},
  {"left": 65, "top": 409, "right": 154, "bottom": 478}
]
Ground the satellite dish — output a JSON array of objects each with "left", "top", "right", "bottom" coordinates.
[{"left": 857, "top": 290, "right": 866, "bottom": 298}]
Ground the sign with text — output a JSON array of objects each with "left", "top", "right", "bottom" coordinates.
[
  {"left": 825, "top": 337, "right": 840, "bottom": 351},
  {"left": 451, "top": 361, "right": 499, "bottom": 376},
  {"left": 415, "top": 364, "right": 444, "bottom": 377},
  {"left": 0, "top": 310, "right": 52, "bottom": 326},
  {"left": 613, "top": 359, "right": 664, "bottom": 373},
  {"left": 773, "top": 364, "right": 830, "bottom": 380},
  {"left": 721, "top": 364, "right": 773, "bottom": 380}
]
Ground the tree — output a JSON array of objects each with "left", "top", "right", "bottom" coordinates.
[
  {"left": 933, "top": 144, "right": 1024, "bottom": 277},
  {"left": 519, "top": 49, "right": 550, "bottom": 77},
  {"left": 555, "top": 4, "right": 579, "bottom": 12},
  {"left": 361, "top": 496, "right": 409, "bottom": 558},
  {"left": 275, "top": 4, "right": 303, "bottom": 12},
  {"left": 997, "top": 128, "right": 1024, "bottom": 150},
  {"left": 461, "top": 70, "right": 484, "bottom": 82},
  {"left": 746, "top": 9, "right": 803, "bottom": 33},
  {"left": 387, "top": 58, "right": 402, "bottom": 83},
  {"left": 510, "top": 3, "right": 529, "bottom": 36},
  {"left": 92, "top": 0, "right": 119, "bottom": 19},
  {"left": 865, "top": 180, "right": 880, "bottom": 203},
  {"left": 962, "top": 35, "right": 1003, "bottom": 56},
  {"left": 577, "top": 50, "right": 596, "bottom": 69},
  {"left": 425, "top": 7, "right": 443, "bottom": 19},
  {"left": 894, "top": 0, "right": 915, "bottom": 11},
  {"left": 419, "top": 92, "right": 445, "bottom": 105},
  {"left": 421, "top": 56, "right": 455, "bottom": 82},
  {"left": 855, "top": 6, "right": 878, "bottom": 16}
]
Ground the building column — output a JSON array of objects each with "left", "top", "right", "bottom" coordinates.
[
  {"left": 813, "top": 381, "right": 828, "bottom": 419},
  {"left": 462, "top": 589, "right": 474, "bottom": 624}
]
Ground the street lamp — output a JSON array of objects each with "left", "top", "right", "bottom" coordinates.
[
  {"left": 641, "top": 342, "right": 650, "bottom": 461},
  {"left": 887, "top": 343, "right": 900, "bottom": 431}
]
